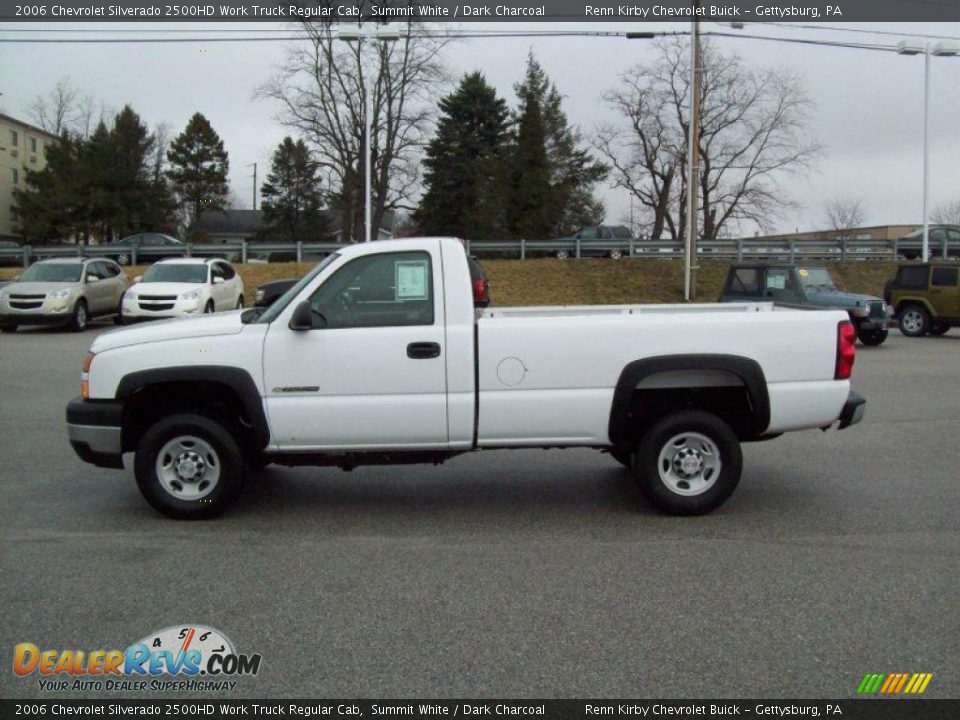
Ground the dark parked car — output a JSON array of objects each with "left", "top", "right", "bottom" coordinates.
[
  {"left": 554, "top": 225, "right": 633, "bottom": 259},
  {"left": 884, "top": 262, "right": 959, "bottom": 337},
  {"left": 253, "top": 278, "right": 298, "bottom": 308},
  {"left": 109, "top": 233, "right": 184, "bottom": 265},
  {"left": 719, "top": 263, "right": 890, "bottom": 345},
  {"left": 896, "top": 225, "right": 960, "bottom": 260},
  {"left": 0, "top": 240, "right": 22, "bottom": 267}
]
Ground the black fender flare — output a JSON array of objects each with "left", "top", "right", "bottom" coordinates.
[
  {"left": 116, "top": 366, "right": 269, "bottom": 450},
  {"left": 608, "top": 354, "right": 770, "bottom": 446}
]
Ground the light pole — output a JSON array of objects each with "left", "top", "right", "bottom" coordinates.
[
  {"left": 896, "top": 39, "right": 958, "bottom": 262},
  {"left": 338, "top": 26, "right": 400, "bottom": 242}
]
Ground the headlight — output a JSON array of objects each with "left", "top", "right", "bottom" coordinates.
[
  {"left": 180, "top": 289, "right": 202, "bottom": 301},
  {"left": 0, "top": 287, "right": 8, "bottom": 299},
  {"left": 123, "top": 290, "right": 137, "bottom": 301},
  {"left": 48, "top": 288, "right": 72, "bottom": 300}
]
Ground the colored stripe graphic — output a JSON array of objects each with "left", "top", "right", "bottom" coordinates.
[{"left": 857, "top": 672, "right": 932, "bottom": 694}]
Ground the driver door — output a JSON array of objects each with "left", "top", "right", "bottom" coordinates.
[
  {"left": 762, "top": 268, "right": 801, "bottom": 304},
  {"left": 262, "top": 249, "right": 448, "bottom": 450}
]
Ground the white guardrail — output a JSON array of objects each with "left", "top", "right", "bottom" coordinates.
[{"left": 0, "top": 237, "right": 953, "bottom": 268}]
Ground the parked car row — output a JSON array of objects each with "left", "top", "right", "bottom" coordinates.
[{"left": 0, "top": 257, "right": 244, "bottom": 333}]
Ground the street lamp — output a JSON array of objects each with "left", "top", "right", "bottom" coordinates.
[
  {"left": 897, "top": 39, "right": 959, "bottom": 262},
  {"left": 338, "top": 25, "right": 400, "bottom": 242}
]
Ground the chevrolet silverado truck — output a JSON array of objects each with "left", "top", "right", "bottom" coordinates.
[{"left": 66, "top": 238, "right": 865, "bottom": 519}]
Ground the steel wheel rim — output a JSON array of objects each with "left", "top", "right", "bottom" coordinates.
[
  {"left": 657, "top": 432, "right": 722, "bottom": 497},
  {"left": 156, "top": 435, "right": 221, "bottom": 501},
  {"left": 902, "top": 310, "right": 922, "bottom": 333},
  {"left": 610, "top": 250, "right": 623, "bottom": 259}
]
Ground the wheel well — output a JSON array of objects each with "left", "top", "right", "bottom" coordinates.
[
  {"left": 896, "top": 299, "right": 929, "bottom": 315},
  {"left": 121, "top": 381, "right": 255, "bottom": 453}
]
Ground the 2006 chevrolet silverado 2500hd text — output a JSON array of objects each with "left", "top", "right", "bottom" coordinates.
[{"left": 65, "top": 238, "right": 866, "bottom": 519}]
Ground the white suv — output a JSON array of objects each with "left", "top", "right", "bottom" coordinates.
[{"left": 120, "top": 258, "right": 244, "bottom": 323}]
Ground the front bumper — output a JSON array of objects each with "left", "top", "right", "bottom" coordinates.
[
  {"left": 66, "top": 397, "right": 124, "bottom": 469},
  {"left": 122, "top": 296, "right": 204, "bottom": 320},
  {"left": 0, "top": 311, "right": 72, "bottom": 326},
  {"left": 837, "top": 391, "right": 866, "bottom": 430}
]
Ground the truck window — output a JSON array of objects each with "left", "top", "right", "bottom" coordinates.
[
  {"left": 765, "top": 269, "right": 792, "bottom": 291},
  {"left": 729, "top": 268, "right": 760, "bottom": 294},
  {"left": 308, "top": 251, "right": 434, "bottom": 329},
  {"left": 931, "top": 267, "right": 958, "bottom": 287}
]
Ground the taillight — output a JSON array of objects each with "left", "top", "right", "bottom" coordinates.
[
  {"left": 835, "top": 321, "right": 856, "bottom": 380},
  {"left": 81, "top": 352, "right": 94, "bottom": 399},
  {"left": 472, "top": 278, "right": 488, "bottom": 305}
]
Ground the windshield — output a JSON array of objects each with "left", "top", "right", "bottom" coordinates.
[
  {"left": 797, "top": 267, "right": 837, "bottom": 291},
  {"left": 19, "top": 263, "right": 83, "bottom": 283},
  {"left": 140, "top": 264, "right": 208, "bottom": 284},
  {"left": 255, "top": 254, "right": 340, "bottom": 324}
]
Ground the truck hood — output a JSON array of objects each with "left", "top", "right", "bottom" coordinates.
[
  {"left": 4, "top": 281, "right": 77, "bottom": 294},
  {"left": 805, "top": 289, "right": 882, "bottom": 309},
  {"left": 130, "top": 282, "right": 205, "bottom": 296},
  {"left": 91, "top": 311, "right": 245, "bottom": 353}
]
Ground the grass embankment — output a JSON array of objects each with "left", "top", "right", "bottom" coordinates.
[{"left": 0, "top": 259, "right": 897, "bottom": 305}]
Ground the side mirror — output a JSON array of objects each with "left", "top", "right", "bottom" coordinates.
[
  {"left": 288, "top": 301, "right": 314, "bottom": 331},
  {"left": 213, "top": 276, "right": 225, "bottom": 285},
  {"left": 133, "top": 275, "right": 142, "bottom": 283},
  {"left": 86, "top": 275, "right": 100, "bottom": 284}
]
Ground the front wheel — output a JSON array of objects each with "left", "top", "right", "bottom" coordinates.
[
  {"left": 609, "top": 249, "right": 624, "bottom": 260},
  {"left": 204, "top": 299, "right": 215, "bottom": 314},
  {"left": 69, "top": 299, "right": 88, "bottom": 332},
  {"left": 898, "top": 304, "right": 930, "bottom": 337},
  {"left": 633, "top": 410, "right": 742, "bottom": 515},
  {"left": 134, "top": 413, "right": 247, "bottom": 519},
  {"left": 857, "top": 327, "right": 888, "bottom": 346},
  {"left": 236, "top": 295, "right": 244, "bottom": 310}
]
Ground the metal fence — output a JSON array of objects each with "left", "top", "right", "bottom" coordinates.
[{"left": 0, "top": 236, "right": 953, "bottom": 269}]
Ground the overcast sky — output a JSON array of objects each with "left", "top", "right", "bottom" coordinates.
[{"left": 2, "top": 21, "right": 959, "bottom": 236}]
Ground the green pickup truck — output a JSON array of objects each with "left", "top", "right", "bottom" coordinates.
[{"left": 719, "top": 263, "right": 890, "bottom": 345}]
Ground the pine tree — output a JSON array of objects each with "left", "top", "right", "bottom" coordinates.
[
  {"left": 507, "top": 91, "right": 552, "bottom": 240},
  {"left": 259, "top": 137, "right": 328, "bottom": 242},
  {"left": 166, "top": 112, "right": 230, "bottom": 227},
  {"left": 509, "top": 54, "right": 607, "bottom": 238},
  {"left": 13, "top": 133, "right": 83, "bottom": 243},
  {"left": 415, "top": 72, "right": 510, "bottom": 239}
]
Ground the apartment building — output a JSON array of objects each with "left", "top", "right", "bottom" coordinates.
[{"left": 0, "top": 113, "right": 59, "bottom": 241}]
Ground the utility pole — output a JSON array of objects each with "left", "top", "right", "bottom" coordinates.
[
  {"left": 685, "top": 0, "right": 702, "bottom": 301},
  {"left": 251, "top": 162, "right": 257, "bottom": 210}
]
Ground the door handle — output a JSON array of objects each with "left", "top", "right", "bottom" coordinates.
[{"left": 407, "top": 342, "right": 441, "bottom": 359}]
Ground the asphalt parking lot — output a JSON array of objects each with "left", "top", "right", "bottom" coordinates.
[{"left": 1, "top": 323, "right": 958, "bottom": 700}]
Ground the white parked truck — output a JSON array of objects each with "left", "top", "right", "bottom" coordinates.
[{"left": 66, "top": 238, "right": 865, "bottom": 519}]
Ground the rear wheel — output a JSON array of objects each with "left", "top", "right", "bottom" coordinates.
[
  {"left": 857, "top": 327, "right": 888, "bottom": 346},
  {"left": 929, "top": 322, "right": 950, "bottom": 336},
  {"left": 898, "top": 304, "right": 930, "bottom": 337},
  {"left": 134, "top": 413, "right": 247, "bottom": 519},
  {"left": 609, "top": 249, "right": 624, "bottom": 260},
  {"left": 204, "top": 300, "right": 215, "bottom": 314},
  {"left": 555, "top": 250, "right": 570, "bottom": 260},
  {"left": 633, "top": 410, "right": 742, "bottom": 515},
  {"left": 236, "top": 295, "right": 244, "bottom": 309},
  {"left": 69, "top": 299, "right": 88, "bottom": 332}
]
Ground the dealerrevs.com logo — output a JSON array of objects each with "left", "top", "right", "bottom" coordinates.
[{"left": 13, "top": 624, "right": 262, "bottom": 692}]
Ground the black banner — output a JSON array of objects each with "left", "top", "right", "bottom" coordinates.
[
  {"left": 2, "top": 700, "right": 960, "bottom": 720},
  {"left": 2, "top": 0, "right": 960, "bottom": 23}
]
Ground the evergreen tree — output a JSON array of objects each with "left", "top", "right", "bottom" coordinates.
[
  {"left": 166, "top": 112, "right": 230, "bottom": 227},
  {"left": 259, "top": 137, "right": 328, "bottom": 242},
  {"left": 13, "top": 133, "right": 84, "bottom": 243},
  {"left": 507, "top": 90, "right": 552, "bottom": 240},
  {"left": 415, "top": 72, "right": 510, "bottom": 239},
  {"left": 509, "top": 54, "right": 607, "bottom": 238}
]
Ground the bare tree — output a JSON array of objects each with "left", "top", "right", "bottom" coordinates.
[
  {"left": 824, "top": 197, "right": 866, "bottom": 237},
  {"left": 596, "top": 38, "right": 819, "bottom": 241},
  {"left": 257, "top": 20, "right": 449, "bottom": 242},
  {"left": 931, "top": 199, "right": 960, "bottom": 226},
  {"left": 29, "top": 78, "right": 78, "bottom": 135}
]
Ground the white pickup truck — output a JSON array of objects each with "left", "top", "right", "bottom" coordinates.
[{"left": 66, "top": 237, "right": 865, "bottom": 519}]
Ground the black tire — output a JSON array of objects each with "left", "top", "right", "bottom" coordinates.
[
  {"left": 898, "top": 304, "right": 930, "bottom": 337},
  {"left": 929, "top": 322, "right": 950, "bottom": 336},
  {"left": 1, "top": 324, "right": 17, "bottom": 334},
  {"left": 236, "top": 295, "right": 244, "bottom": 309},
  {"left": 609, "top": 250, "right": 623, "bottom": 260},
  {"left": 633, "top": 410, "right": 742, "bottom": 516},
  {"left": 69, "top": 299, "right": 88, "bottom": 332},
  {"left": 555, "top": 250, "right": 569, "bottom": 260},
  {"left": 134, "top": 413, "right": 247, "bottom": 520},
  {"left": 117, "top": 254, "right": 130, "bottom": 266},
  {"left": 114, "top": 298, "right": 126, "bottom": 325},
  {"left": 857, "top": 327, "right": 888, "bottom": 346},
  {"left": 204, "top": 300, "right": 215, "bottom": 314}
]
